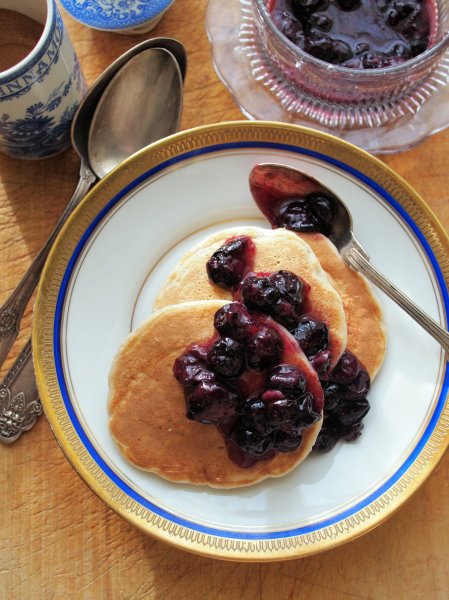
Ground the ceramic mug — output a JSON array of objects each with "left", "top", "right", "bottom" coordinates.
[{"left": 0, "top": 0, "right": 85, "bottom": 159}]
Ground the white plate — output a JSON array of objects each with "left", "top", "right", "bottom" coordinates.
[{"left": 34, "top": 122, "right": 449, "bottom": 560}]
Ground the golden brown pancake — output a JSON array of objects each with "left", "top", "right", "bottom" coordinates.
[
  {"left": 108, "top": 300, "right": 323, "bottom": 488},
  {"left": 296, "top": 233, "right": 386, "bottom": 379},
  {"left": 154, "top": 227, "right": 347, "bottom": 369}
]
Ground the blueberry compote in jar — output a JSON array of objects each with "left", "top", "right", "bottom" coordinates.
[
  {"left": 269, "top": 0, "right": 431, "bottom": 69},
  {"left": 250, "top": 0, "right": 449, "bottom": 114}
]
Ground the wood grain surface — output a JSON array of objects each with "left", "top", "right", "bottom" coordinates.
[{"left": 1, "top": 0, "right": 449, "bottom": 598}]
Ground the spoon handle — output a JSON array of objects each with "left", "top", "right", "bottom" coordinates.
[
  {"left": 345, "top": 244, "right": 449, "bottom": 355},
  {"left": 0, "top": 337, "right": 41, "bottom": 444},
  {"left": 0, "top": 159, "right": 96, "bottom": 369}
]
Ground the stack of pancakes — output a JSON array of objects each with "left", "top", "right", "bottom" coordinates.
[{"left": 108, "top": 227, "right": 386, "bottom": 488}]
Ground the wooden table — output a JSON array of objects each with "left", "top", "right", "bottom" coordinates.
[{"left": 2, "top": 1, "right": 449, "bottom": 597}]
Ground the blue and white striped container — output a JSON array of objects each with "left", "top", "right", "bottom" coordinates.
[{"left": 0, "top": 0, "right": 85, "bottom": 158}]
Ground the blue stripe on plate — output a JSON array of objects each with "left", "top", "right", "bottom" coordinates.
[{"left": 53, "top": 141, "right": 449, "bottom": 540}]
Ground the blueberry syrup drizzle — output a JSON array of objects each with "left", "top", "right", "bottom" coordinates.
[
  {"left": 174, "top": 236, "right": 327, "bottom": 468},
  {"left": 268, "top": 0, "right": 431, "bottom": 69},
  {"left": 174, "top": 302, "right": 322, "bottom": 468},
  {"left": 248, "top": 168, "right": 373, "bottom": 451}
]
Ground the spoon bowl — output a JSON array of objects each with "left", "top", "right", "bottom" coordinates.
[
  {"left": 249, "top": 163, "right": 356, "bottom": 253},
  {"left": 249, "top": 162, "right": 449, "bottom": 355},
  {"left": 71, "top": 37, "right": 186, "bottom": 166},
  {"left": 88, "top": 47, "right": 183, "bottom": 179}
]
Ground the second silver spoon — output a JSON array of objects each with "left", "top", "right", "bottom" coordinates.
[{"left": 0, "top": 46, "right": 183, "bottom": 370}]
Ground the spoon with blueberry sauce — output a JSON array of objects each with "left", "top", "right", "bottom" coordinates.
[{"left": 249, "top": 163, "right": 449, "bottom": 355}]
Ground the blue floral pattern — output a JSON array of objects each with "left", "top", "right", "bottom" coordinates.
[
  {"left": 0, "top": 59, "right": 85, "bottom": 158},
  {"left": 60, "top": 0, "right": 173, "bottom": 30}
]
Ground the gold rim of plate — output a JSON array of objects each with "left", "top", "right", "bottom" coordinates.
[{"left": 33, "top": 121, "right": 449, "bottom": 561}]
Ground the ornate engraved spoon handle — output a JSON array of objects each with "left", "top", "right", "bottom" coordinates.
[
  {"left": 0, "top": 337, "right": 42, "bottom": 444},
  {"left": 344, "top": 243, "right": 449, "bottom": 355},
  {"left": 0, "top": 160, "right": 96, "bottom": 369}
]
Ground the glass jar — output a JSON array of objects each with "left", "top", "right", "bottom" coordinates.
[{"left": 251, "top": 0, "right": 449, "bottom": 128}]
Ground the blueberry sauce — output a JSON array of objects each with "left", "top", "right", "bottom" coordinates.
[
  {"left": 175, "top": 222, "right": 372, "bottom": 464},
  {"left": 174, "top": 304, "right": 323, "bottom": 468},
  {"left": 313, "top": 350, "right": 370, "bottom": 452},
  {"left": 268, "top": 0, "right": 432, "bottom": 69}
]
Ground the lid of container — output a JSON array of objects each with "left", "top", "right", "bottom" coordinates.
[{"left": 60, "top": 0, "right": 174, "bottom": 32}]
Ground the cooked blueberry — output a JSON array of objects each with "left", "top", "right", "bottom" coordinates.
[
  {"left": 337, "top": 0, "right": 361, "bottom": 10},
  {"left": 361, "top": 52, "right": 388, "bottom": 69},
  {"left": 386, "top": 0, "right": 417, "bottom": 26},
  {"left": 309, "top": 348, "right": 332, "bottom": 379},
  {"left": 206, "top": 236, "right": 252, "bottom": 289},
  {"left": 307, "top": 192, "right": 336, "bottom": 232},
  {"left": 185, "top": 381, "right": 241, "bottom": 424},
  {"left": 241, "top": 275, "right": 277, "bottom": 311},
  {"left": 207, "top": 337, "right": 245, "bottom": 378},
  {"left": 270, "top": 270, "right": 304, "bottom": 302},
  {"left": 322, "top": 381, "right": 345, "bottom": 412},
  {"left": 214, "top": 302, "right": 254, "bottom": 341},
  {"left": 331, "top": 350, "right": 360, "bottom": 384},
  {"left": 410, "top": 36, "right": 428, "bottom": 56},
  {"left": 276, "top": 198, "right": 319, "bottom": 232},
  {"left": 246, "top": 326, "right": 283, "bottom": 371},
  {"left": 391, "top": 42, "right": 411, "bottom": 60},
  {"left": 243, "top": 393, "right": 276, "bottom": 434},
  {"left": 275, "top": 192, "right": 336, "bottom": 234},
  {"left": 292, "top": 316, "right": 329, "bottom": 356},
  {"left": 173, "top": 350, "right": 215, "bottom": 386},
  {"left": 312, "top": 418, "right": 338, "bottom": 452},
  {"left": 266, "top": 395, "right": 300, "bottom": 426},
  {"left": 296, "top": 391, "right": 321, "bottom": 428},
  {"left": 346, "top": 369, "right": 371, "bottom": 399},
  {"left": 304, "top": 31, "right": 333, "bottom": 62},
  {"left": 356, "top": 42, "right": 370, "bottom": 54},
  {"left": 278, "top": 12, "right": 305, "bottom": 45},
  {"left": 269, "top": 270, "right": 306, "bottom": 327},
  {"left": 229, "top": 422, "right": 274, "bottom": 456},
  {"left": 266, "top": 363, "right": 307, "bottom": 399},
  {"left": 274, "top": 430, "right": 303, "bottom": 452},
  {"left": 336, "top": 397, "right": 370, "bottom": 426},
  {"left": 292, "top": 0, "right": 328, "bottom": 19},
  {"left": 331, "top": 39, "right": 353, "bottom": 64},
  {"left": 241, "top": 271, "right": 305, "bottom": 328},
  {"left": 308, "top": 12, "right": 333, "bottom": 31}
]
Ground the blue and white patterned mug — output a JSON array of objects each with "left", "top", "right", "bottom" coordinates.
[{"left": 0, "top": 0, "right": 85, "bottom": 159}]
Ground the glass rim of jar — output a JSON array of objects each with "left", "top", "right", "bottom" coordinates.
[{"left": 253, "top": 0, "right": 449, "bottom": 76}]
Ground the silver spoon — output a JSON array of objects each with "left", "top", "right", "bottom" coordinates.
[
  {"left": 0, "top": 40, "right": 186, "bottom": 370},
  {"left": 0, "top": 46, "right": 184, "bottom": 443},
  {"left": 249, "top": 163, "right": 449, "bottom": 355},
  {"left": 88, "top": 49, "right": 183, "bottom": 179}
]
